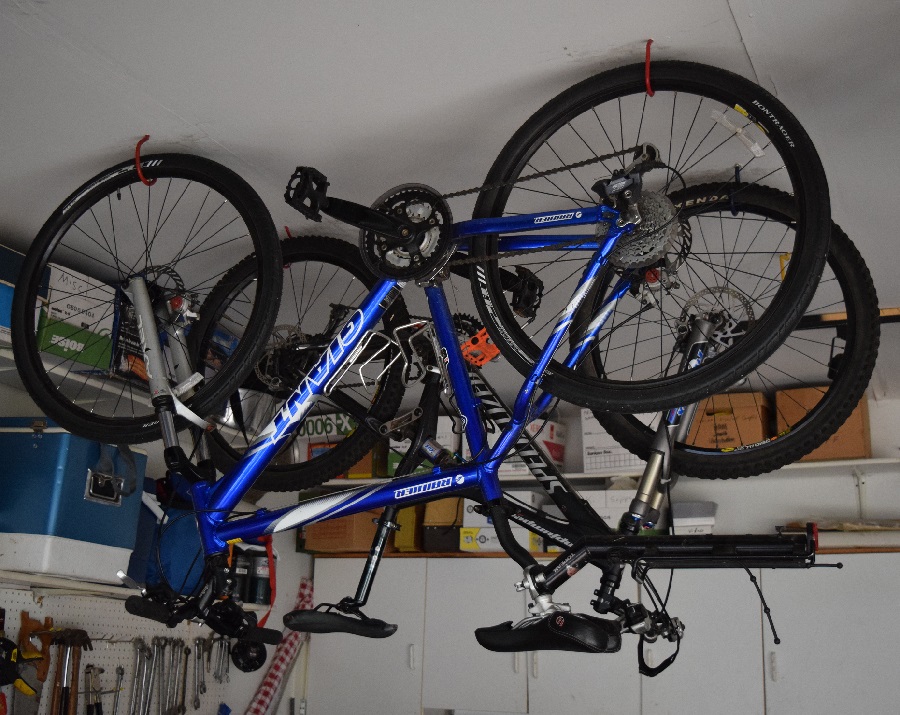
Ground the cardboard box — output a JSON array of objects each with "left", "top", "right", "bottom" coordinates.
[
  {"left": 459, "top": 526, "right": 539, "bottom": 553},
  {"left": 582, "top": 408, "right": 645, "bottom": 472},
  {"left": 304, "top": 508, "right": 383, "bottom": 552},
  {"left": 38, "top": 264, "right": 115, "bottom": 369},
  {"left": 422, "top": 497, "right": 463, "bottom": 552},
  {"left": 672, "top": 501, "right": 717, "bottom": 535},
  {"left": 393, "top": 505, "right": 424, "bottom": 552},
  {"left": 776, "top": 388, "right": 871, "bottom": 461},
  {"left": 464, "top": 420, "right": 566, "bottom": 476},
  {"left": 687, "top": 392, "right": 770, "bottom": 450},
  {"left": 423, "top": 497, "right": 463, "bottom": 526},
  {"left": 347, "top": 441, "right": 388, "bottom": 479}
]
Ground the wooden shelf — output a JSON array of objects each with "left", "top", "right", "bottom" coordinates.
[{"left": 311, "top": 458, "right": 900, "bottom": 493}]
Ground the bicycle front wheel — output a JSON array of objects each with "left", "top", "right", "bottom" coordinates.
[
  {"left": 12, "top": 154, "right": 282, "bottom": 443},
  {"left": 203, "top": 235, "right": 408, "bottom": 492},
  {"left": 590, "top": 185, "right": 879, "bottom": 478},
  {"left": 470, "top": 61, "right": 831, "bottom": 413}
]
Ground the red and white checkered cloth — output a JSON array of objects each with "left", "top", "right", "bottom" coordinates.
[{"left": 245, "top": 578, "right": 314, "bottom": 715}]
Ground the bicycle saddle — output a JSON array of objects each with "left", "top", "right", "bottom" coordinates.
[
  {"left": 475, "top": 612, "right": 621, "bottom": 654},
  {"left": 284, "top": 608, "right": 397, "bottom": 639}
]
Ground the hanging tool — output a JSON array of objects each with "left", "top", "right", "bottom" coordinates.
[
  {"left": 14, "top": 611, "right": 54, "bottom": 715},
  {"left": 127, "top": 639, "right": 145, "bottom": 715},
  {"left": 84, "top": 665, "right": 93, "bottom": 715},
  {"left": 175, "top": 646, "right": 190, "bottom": 715},
  {"left": 110, "top": 665, "right": 124, "bottom": 715}
]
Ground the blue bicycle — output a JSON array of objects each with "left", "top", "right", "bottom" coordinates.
[{"left": 12, "top": 60, "right": 833, "bottom": 671}]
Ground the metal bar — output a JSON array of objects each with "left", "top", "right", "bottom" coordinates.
[
  {"left": 453, "top": 204, "right": 616, "bottom": 238},
  {"left": 213, "top": 460, "right": 483, "bottom": 545},
  {"left": 424, "top": 283, "right": 487, "bottom": 461}
]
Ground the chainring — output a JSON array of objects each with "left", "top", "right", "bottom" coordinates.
[{"left": 360, "top": 184, "right": 454, "bottom": 280}]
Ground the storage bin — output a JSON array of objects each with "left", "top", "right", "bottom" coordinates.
[{"left": 0, "top": 418, "right": 146, "bottom": 584}]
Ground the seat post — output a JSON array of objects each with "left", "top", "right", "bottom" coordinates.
[{"left": 346, "top": 505, "right": 400, "bottom": 609}]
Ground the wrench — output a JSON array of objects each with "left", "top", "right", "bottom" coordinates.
[
  {"left": 142, "top": 642, "right": 158, "bottom": 715},
  {"left": 111, "top": 665, "right": 124, "bottom": 715},
  {"left": 165, "top": 638, "right": 184, "bottom": 715},
  {"left": 128, "top": 639, "right": 144, "bottom": 715},
  {"left": 156, "top": 638, "right": 168, "bottom": 715},
  {"left": 175, "top": 647, "right": 190, "bottom": 715},
  {"left": 192, "top": 640, "right": 202, "bottom": 710}
]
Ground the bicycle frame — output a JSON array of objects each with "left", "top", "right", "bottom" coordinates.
[{"left": 189, "top": 202, "right": 627, "bottom": 557}]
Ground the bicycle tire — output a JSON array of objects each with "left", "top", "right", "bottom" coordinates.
[
  {"left": 591, "top": 186, "right": 879, "bottom": 478},
  {"left": 204, "top": 235, "right": 408, "bottom": 492},
  {"left": 470, "top": 60, "right": 831, "bottom": 413},
  {"left": 11, "top": 153, "right": 282, "bottom": 443}
]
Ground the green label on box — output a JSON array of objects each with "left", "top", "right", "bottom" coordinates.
[{"left": 37, "top": 309, "right": 112, "bottom": 369}]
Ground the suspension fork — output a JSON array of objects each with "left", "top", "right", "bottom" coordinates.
[{"left": 592, "top": 318, "right": 714, "bottom": 613}]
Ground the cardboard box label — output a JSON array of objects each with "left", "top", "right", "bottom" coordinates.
[{"left": 582, "top": 408, "right": 645, "bottom": 472}]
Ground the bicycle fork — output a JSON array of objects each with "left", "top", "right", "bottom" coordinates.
[{"left": 591, "top": 318, "right": 713, "bottom": 613}]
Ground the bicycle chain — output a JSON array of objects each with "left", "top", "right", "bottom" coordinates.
[{"left": 440, "top": 145, "right": 643, "bottom": 267}]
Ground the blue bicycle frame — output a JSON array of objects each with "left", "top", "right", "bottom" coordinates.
[{"left": 191, "top": 202, "right": 629, "bottom": 557}]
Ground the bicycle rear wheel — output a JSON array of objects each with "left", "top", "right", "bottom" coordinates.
[
  {"left": 204, "top": 235, "right": 408, "bottom": 492},
  {"left": 470, "top": 61, "right": 831, "bottom": 413},
  {"left": 11, "top": 154, "right": 282, "bottom": 443},
  {"left": 589, "top": 185, "right": 879, "bottom": 478}
]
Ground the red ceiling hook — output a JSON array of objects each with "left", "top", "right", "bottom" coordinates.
[
  {"left": 134, "top": 134, "right": 156, "bottom": 186},
  {"left": 644, "top": 39, "right": 655, "bottom": 97}
]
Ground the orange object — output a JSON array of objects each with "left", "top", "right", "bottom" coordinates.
[
  {"left": 19, "top": 611, "right": 53, "bottom": 682},
  {"left": 460, "top": 328, "right": 500, "bottom": 366},
  {"left": 645, "top": 39, "right": 655, "bottom": 96}
]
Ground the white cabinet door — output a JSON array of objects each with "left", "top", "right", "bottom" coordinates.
[
  {"left": 423, "top": 558, "right": 529, "bottom": 713},
  {"left": 763, "top": 553, "right": 900, "bottom": 714},
  {"left": 306, "top": 558, "right": 426, "bottom": 715},
  {"left": 641, "top": 569, "right": 765, "bottom": 715},
  {"left": 527, "top": 567, "right": 641, "bottom": 715}
]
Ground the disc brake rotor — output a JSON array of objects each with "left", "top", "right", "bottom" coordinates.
[{"left": 679, "top": 287, "right": 755, "bottom": 352}]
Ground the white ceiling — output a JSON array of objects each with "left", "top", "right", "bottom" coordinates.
[{"left": 2, "top": 0, "right": 898, "bottom": 400}]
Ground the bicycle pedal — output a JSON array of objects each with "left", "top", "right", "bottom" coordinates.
[
  {"left": 285, "top": 166, "right": 329, "bottom": 221},
  {"left": 284, "top": 609, "right": 397, "bottom": 639},
  {"left": 475, "top": 612, "right": 621, "bottom": 654}
]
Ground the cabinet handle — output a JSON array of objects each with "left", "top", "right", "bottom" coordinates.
[
  {"left": 513, "top": 651, "right": 520, "bottom": 674},
  {"left": 531, "top": 651, "right": 538, "bottom": 679},
  {"left": 408, "top": 644, "right": 416, "bottom": 670},
  {"left": 769, "top": 651, "right": 778, "bottom": 682}
]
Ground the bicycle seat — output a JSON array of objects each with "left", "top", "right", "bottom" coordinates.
[
  {"left": 475, "top": 612, "right": 621, "bottom": 653},
  {"left": 284, "top": 609, "right": 397, "bottom": 639}
]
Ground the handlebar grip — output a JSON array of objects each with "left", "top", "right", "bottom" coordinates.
[
  {"left": 124, "top": 595, "right": 171, "bottom": 624},
  {"left": 242, "top": 626, "right": 283, "bottom": 645}
]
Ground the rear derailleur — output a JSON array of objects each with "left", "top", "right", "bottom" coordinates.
[{"left": 124, "top": 554, "right": 281, "bottom": 673}]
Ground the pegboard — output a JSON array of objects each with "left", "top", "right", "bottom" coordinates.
[{"left": 0, "top": 586, "right": 238, "bottom": 714}]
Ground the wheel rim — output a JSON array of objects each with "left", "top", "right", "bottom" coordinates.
[
  {"left": 19, "top": 161, "right": 274, "bottom": 433},
  {"left": 473, "top": 64, "right": 827, "bottom": 407},
  {"left": 206, "top": 239, "right": 405, "bottom": 481},
  {"left": 594, "top": 186, "right": 878, "bottom": 474}
]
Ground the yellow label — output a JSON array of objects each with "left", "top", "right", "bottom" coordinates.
[{"left": 779, "top": 252, "right": 792, "bottom": 281}]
